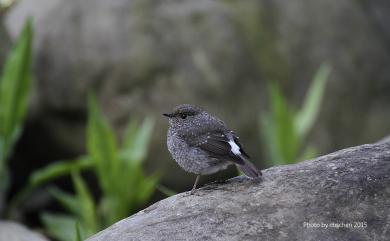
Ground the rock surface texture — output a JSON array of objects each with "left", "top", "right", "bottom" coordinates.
[
  {"left": 0, "top": 221, "right": 49, "bottom": 241},
  {"left": 87, "top": 142, "right": 390, "bottom": 241}
]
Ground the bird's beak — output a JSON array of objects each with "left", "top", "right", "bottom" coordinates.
[{"left": 163, "top": 113, "right": 174, "bottom": 118}]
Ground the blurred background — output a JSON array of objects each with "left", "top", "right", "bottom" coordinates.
[{"left": 0, "top": 0, "right": 389, "bottom": 240}]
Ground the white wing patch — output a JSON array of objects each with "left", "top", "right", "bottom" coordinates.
[{"left": 228, "top": 140, "right": 241, "bottom": 155}]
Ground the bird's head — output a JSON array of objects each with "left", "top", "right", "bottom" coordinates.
[{"left": 163, "top": 104, "right": 204, "bottom": 128}]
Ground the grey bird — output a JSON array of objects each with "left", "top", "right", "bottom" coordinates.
[{"left": 163, "top": 104, "right": 262, "bottom": 194}]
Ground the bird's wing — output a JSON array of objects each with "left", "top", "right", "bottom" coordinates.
[
  {"left": 186, "top": 131, "right": 247, "bottom": 165},
  {"left": 186, "top": 130, "right": 262, "bottom": 178}
]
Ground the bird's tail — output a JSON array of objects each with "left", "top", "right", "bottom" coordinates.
[{"left": 236, "top": 155, "right": 262, "bottom": 179}]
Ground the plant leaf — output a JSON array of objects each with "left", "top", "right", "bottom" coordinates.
[
  {"left": 295, "top": 63, "right": 331, "bottom": 138},
  {"left": 75, "top": 222, "right": 83, "bottom": 241},
  {"left": 0, "top": 18, "right": 32, "bottom": 171},
  {"left": 7, "top": 157, "right": 92, "bottom": 216},
  {"left": 71, "top": 172, "right": 98, "bottom": 235},
  {"left": 87, "top": 93, "right": 118, "bottom": 195},
  {"left": 121, "top": 118, "right": 154, "bottom": 164},
  {"left": 137, "top": 174, "right": 159, "bottom": 204},
  {"left": 157, "top": 184, "right": 177, "bottom": 197},
  {"left": 41, "top": 213, "right": 77, "bottom": 241},
  {"left": 28, "top": 157, "right": 93, "bottom": 188},
  {"left": 260, "top": 114, "right": 283, "bottom": 166},
  {"left": 48, "top": 186, "right": 80, "bottom": 216},
  {"left": 269, "top": 82, "right": 299, "bottom": 164},
  {"left": 298, "top": 145, "right": 318, "bottom": 162}
]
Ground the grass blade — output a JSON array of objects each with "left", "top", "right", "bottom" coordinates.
[
  {"left": 71, "top": 172, "right": 98, "bottom": 235},
  {"left": 87, "top": 94, "right": 118, "bottom": 195},
  {"left": 41, "top": 213, "right": 77, "bottom": 241},
  {"left": 269, "top": 82, "right": 299, "bottom": 164},
  {"left": 295, "top": 63, "right": 331, "bottom": 138},
  {"left": 49, "top": 186, "right": 80, "bottom": 216},
  {"left": 75, "top": 222, "right": 84, "bottom": 241},
  {"left": 260, "top": 114, "right": 283, "bottom": 165},
  {"left": 122, "top": 118, "right": 154, "bottom": 164},
  {"left": 28, "top": 157, "right": 93, "bottom": 188},
  {"left": 6, "top": 157, "right": 92, "bottom": 217},
  {"left": 0, "top": 18, "right": 32, "bottom": 170},
  {"left": 157, "top": 184, "right": 176, "bottom": 197}
]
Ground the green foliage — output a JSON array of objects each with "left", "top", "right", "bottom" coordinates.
[
  {"left": 6, "top": 157, "right": 93, "bottom": 217},
  {"left": 87, "top": 94, "right": 158, "bottom": 226},
  {"left": 157, "top": 184, "right": 177, "bottom": 197},
  {"left": 41, "top": 213, "right": 80, "bottom": 241},
  {"left": 28, "top": 157, "right": 93, "bottom": 188},
  {"left": 87, "top": 95, "right": 119, "bottom": 197},
  {"left": 30, "top": 174, "right": 95, "bottom": 241},
  {"left": 30, "top": 94, "right": 157, "bottom": 241},
  {"left": 75, "top": 222, "right": 83, "bottom": 241},
  {"left": 72, "top": 172, "right": 97, "bottom": 235},
  {"left": 44, "top": 184, "right": 90, "bottom": 241},
  {"left": 295, "top": 64, "right": 330, "bottom": 138},
  {"left": 260, "top": 63, "right": 331, "bottom": 165},
  {"left": 0, "top": 18, "right": 32, "bottom": 214}
]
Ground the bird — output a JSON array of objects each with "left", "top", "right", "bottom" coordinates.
[{"left": 163, "top": 104, "right": 262, "bottom": 194}]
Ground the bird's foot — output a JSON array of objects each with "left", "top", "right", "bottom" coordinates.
[{"left": 182, "top": 188, "right": 197, "bottom": 197}]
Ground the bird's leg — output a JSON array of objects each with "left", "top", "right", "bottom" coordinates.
[{"left": 190, "top": 175, "right": 200, "bottom": 195}]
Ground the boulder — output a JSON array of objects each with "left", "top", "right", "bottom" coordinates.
[
  {"left": 87, "top": 141, "right": 390, "bottom": 241},
  {"left": 0, "top": 221, "right": 49, "bottom": 241}
]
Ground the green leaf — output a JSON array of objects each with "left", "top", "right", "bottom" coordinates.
[
  {"left": 99, "top": 195, "right": 120, "bottom": 227},
  {"left": 87, "top": 93, "right": 118, "bottom": 195},
  {"left": 97, "top": 160, "right": 158, "bottom": 225},
  {"left": 295, "top": 63, "right": 331, "bottom": 138},
  {"left": 260, "top": 114, "right": 284, "bottom": 166},
  {"left": 121, "top": 118, "right": 154, "bottom": 164},
  {"left": 75, "top": 222, "right": 89, "bottom": 241},
  {"left": 157, "top": 184, "right": 176, "bottom": 197},
  {"left": 104, "top": 162, "right": 141, "bottom": 222},
  {"left": 6, "top": 157, "right": 92, "bottom": 216},
  {"left": 71, "top": 172, "right": 98, "bottom": 235},
  {"left": 41, "top": 213, "right": 77, "bottom": 241},
  {"left": 28, "top": 157, "right": 93, "bottom": 188},
  {"left": 75, "top": 222, "right": 83, "bottom": 241},
  {"left": 298, "top": 145, "right": 318, "bottom": 162},
  {"left": 0, "top": 137, "right": 3, "bottom": 166},
  {"left": 0, "top": 18, "right": 32, "bottom": 173},
  {"left": 48, "top": 186, "right": 79, "bottom": 216},
  {"left": 137, "top": 174, "right": 159, "bottom": 204},
  {"left": 268, "top": 82, "right": 299, "bottom": 164}
]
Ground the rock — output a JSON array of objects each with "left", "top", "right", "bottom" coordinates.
[
  {"left": 0, "top": 221, "right": 49, "bottom": 241},
  {"left": 87, "top": 142, "right": 390, "bottom": 241}
]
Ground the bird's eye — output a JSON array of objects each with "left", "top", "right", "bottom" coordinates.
[{"left": 180, "top": 113, "right": 187, "bottom": 119}]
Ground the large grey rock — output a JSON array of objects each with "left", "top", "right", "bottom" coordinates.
[
  {"left": 4, "top": 0, "right": 390, "bottom": 189},
  {"left": 87, "top": 142, "right": 390, "bottom": 241},
  {"left": 0, "top": 221, "right": 49, "bottom": 241}
]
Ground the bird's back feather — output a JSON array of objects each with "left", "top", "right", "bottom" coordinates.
[{"left": 187, "top": 131, "right": 262, "bottom": 178}]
